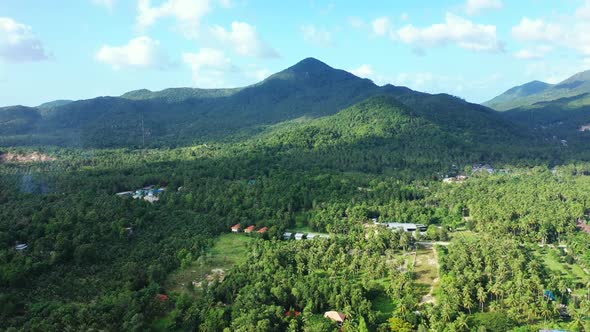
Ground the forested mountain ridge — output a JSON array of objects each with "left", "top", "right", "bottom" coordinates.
[
  {"left": 0, "top": 58, "right": 528, "bottom": 151},
  {"left": 485, "top": 69, "right": 590, "bottom": 111}
]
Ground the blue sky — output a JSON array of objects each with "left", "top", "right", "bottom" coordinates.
[{"left": 1, "top": 0, "right": 590, "bottom": 106}]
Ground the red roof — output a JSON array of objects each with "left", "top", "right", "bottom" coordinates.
[
  {"left": 244, "top": 225, "right": 256, "bottom": 232},
  {"left": 231, "top": 224, "right": 241, "bottom": 230},
  {"left": 156, "top": 294, "right": 169, "bottom": 302},
  {"left": 284, "top": 310, "right": 301, "bottom": 317},
  {"left": 258, "top": 226, "right": 268, "bottom": 233}
]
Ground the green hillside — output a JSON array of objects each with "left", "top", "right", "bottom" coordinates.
[
  {"left": 0, "top": 58, "right": 525, "bottom": 151},
  {"left": 484, "top": 70, "right": 590, "bottom": 111}
]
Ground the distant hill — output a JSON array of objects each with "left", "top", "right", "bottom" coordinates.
[
  {"left": 37, "top": 100, "right": 74, "bottom": 110},
  {"left": 0, "top": 57, "right": 531, "bottom": 152},
  {"left": 121, "top": 87, "right": 241, "bottom": 103},
  {"left": 484, "top": 70, "right": 590, "bottom": 111},
  {"left": 502, "top": 93, "right": 590, "bottom": 139}
]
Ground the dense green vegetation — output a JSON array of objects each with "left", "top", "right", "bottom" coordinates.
[
  {"left": 0, "top": 58, "right": 530, "bottom": 152},
  {"left": 2, "top": 58, "right": 590, "bottom": 331}
]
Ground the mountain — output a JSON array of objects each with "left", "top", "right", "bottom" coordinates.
[
  {"left": 121, "top": 87, "right": 241, "bottom": 102},
  {"left": 37, "top": 100, "right": 74, "bottom": 110},
  {"left": 484, "top": 70, "right": 590, "bottom": 111},
  {"left": 0, "top": 57, "right": 529, "bottom": 151}
]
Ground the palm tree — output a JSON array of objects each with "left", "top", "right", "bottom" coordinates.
[
  {"left": 540, "top": 300, "right": 552, "bottom": 325},
  {"left": 477, "top": 286, "right": 486, "bottom": 311}
]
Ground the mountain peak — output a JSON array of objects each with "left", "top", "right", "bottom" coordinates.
[
  {"left": 265, "top": 57, "right": 360, "bottom": 85},
  {"left": 504, "top": 80, "right": 552, "bottom": 96},
  {"left": 289, "top": 57, "right": 332, "bottom": 72},
  {"left": 557, "top": 69, "right": 590, "bottom": 86}
]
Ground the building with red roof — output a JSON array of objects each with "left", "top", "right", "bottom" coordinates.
[
  {"left": 231, "top": 224, "right": 241, "bottom": 232},
  {"left": 257, "top": 226, "right": 268, "bottom": 233},
  {"left": 156, "top": 294, "right": 169, "bottom": 302},
  {"left": 244, "top": 225, "right": 256, "bottom": 233}
]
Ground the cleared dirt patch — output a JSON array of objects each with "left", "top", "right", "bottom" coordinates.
[{"left": 0, "top": 152, "right": 56, "bottom": 163}]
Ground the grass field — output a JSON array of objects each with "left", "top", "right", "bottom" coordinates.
[
  {"left": 413, "top": 248, "right": 439, "bottom": 304},
  {"left": 165, "top": 233, "right": 255, "bottom": 294},
  {"left": 536, "top": 246, "right": 590, "bottom": 296}
]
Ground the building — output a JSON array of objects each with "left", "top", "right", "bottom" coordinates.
[
  {"left": 295, "top": 233, "right": 305, "bottom": 240},
  {"left": 383, "top": 222, "right": 427, "bottom": 232},
  {"left": 473, "top": 164, "right": 494, "bottom": 174},
  {"left": 244, "top": 225, "right": 256, "bottom": 233},
  {"left": 257, "top": 226, "right": 268, "bottom": 234},
  {"left": 324, "top": 311, "right": 346, "bottom": 324},
  {"left": 306, "top": 233, "right": 316, "bottom": 240},
  {"left": 15, "top": 243, "right": 28, "bottom": 250},
  {"left": 144, "top": 195, "right": 159, "bottom": 203},
  {"left": 579, "top": 124, "right": 590, "bottom": 132},
  {"left": 283, "top": 232, "right": 293, "bottom": 240},
  {"left": 231, "top": 224, "right": 241, "bottom": 233},
  {"left": 115, "top": 191, "right": 134, "bottom": 196}
]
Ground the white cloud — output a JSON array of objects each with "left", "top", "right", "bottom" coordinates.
[
  {"left": 511, "top": 13, "right": 590, "bottom": 58},
  {"left": 511, "top": 18, "right": 563, "bottom": 42},
  {"left": 218, "top": 0, "right": 232, "bottom": 8},
  {"left": 513, "top": 49, "right": 542, "bottom": 60},
  {"left": 245, "top": 65, "right": 271, "bottom": 81},
  {"left": 183, "top": 49, "right": 273, "bottom": 87},
  {"left": 300, "top": 25, "right": 333, "bottom": 47},
  {"left": 92, "top": 0, "right": 115, "bottom": 9},
  {"left": 372, "top": 17, "right": 392, "bottom": 37},
  {"left": 576, "top": 0, "right": 590, "bottom": 20},
  {"left": 465, "top": 0, "right": 503, "bottom": 16},
  {"left": 136, "top": 0, "right": 211, "bottom": 38},
  {"left": 96, "top": 36, "right": 169, "bottom": 69},
  {"left": 0, "top": 17, "right": 48, "bottom": 62},
  {"left": 350, "top": 64, "right": 374, "bottom": 78},
  {"left": 348, "top": 17, "right": 365, "bottom": 29},
  {"left": 396, "top": 13, "right": 503, "bottom": 52},
  {"left": 513, "top": 45, "right": 552, "bottom": 60},
  {"left": 182, "top": 48, "right": 235, "bottom": 87},
  {"left": 210, "top": 22, "right": 279, "bottom": 58}
]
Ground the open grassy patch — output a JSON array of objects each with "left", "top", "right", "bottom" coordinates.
[
  {"left": 165, "top": 233, "right": 256, "bottom": 294},
  {"left": 413, "top": 249, "right": 438, "bottom": 290},
  {"left": 535, "top": 246, "right": 590, "bottom": 296}
]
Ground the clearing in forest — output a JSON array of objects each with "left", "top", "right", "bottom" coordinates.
[
  {"left": 414, "top": 247, "right": 439, "bottom": 304},
  {"left": 165, "top": 233, "right": 255, "bottom": 294},
  {"left": 535, "top": 246, "right": 590, "bottom": 297}
]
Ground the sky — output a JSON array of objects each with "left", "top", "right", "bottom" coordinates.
[{"left": 2, "top": 0, "right": 590, "bottom": 106}]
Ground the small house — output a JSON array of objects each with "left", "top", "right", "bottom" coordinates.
[
  {"left": 283, "top": 232, "right": 293, "bottom": 240},
  {"left": 231, "top": 224, "right": 241, "bottom": 233},
  {"left": 384, "top": 222, "right": 427, "bottom": 232},
  {"left": 324, "top": 311, "right": 346, "bottom": 324},
  {"left": 306, "top": 233, "right": 316, "bottom": 240},
  {"left": 257, "top": 226, "right": 268, "bottom": 234},
  {"left": 295, "top": 233, "right": 304, "bottom": 240},
  {"left": 144, "top": 195, "right": 159, "bottom": 203},
  {"left": 244, "top": 225, "right": 256, "bottom": 233},
  {"left": 15, "top": 243, "right": 28, "bottom": 251}
]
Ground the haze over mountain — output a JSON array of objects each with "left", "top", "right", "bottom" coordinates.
[
  {"left": 0, "top": 58, "right": 526, "bottom": 153},
  {"left": 484, "top": 70, "right": 590, "bottom": 111}
]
